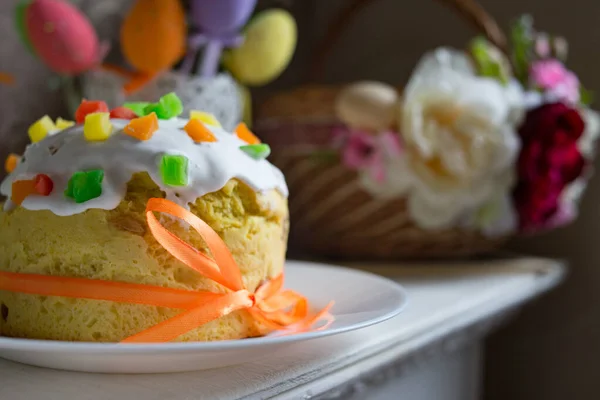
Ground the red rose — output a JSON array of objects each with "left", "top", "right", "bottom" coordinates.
[{"left": 514, "top": 103, "right": 586, "bottom": 231}]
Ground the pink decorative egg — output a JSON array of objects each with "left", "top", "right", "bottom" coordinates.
[{"left": 25, "top": 0, "right": 99, "bottom": 75}]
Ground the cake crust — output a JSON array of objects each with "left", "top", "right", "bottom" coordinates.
[{"left": 0, "top": 173, "right": 289, "bottom": 342}]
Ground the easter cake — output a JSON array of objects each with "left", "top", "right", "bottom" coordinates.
[{"left": 0, "top": 94, "right": 291, "bottom": 342}]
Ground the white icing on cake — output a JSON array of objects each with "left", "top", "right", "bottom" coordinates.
[{"left": 0, "top": 118, "right": 288, "bottom": 216}]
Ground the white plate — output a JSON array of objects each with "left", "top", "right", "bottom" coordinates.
[{"left": 0, "top": 261, "right": 407, "bottom": 373}]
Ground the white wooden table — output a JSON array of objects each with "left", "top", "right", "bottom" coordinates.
[{"left": 0, "top": 257, "right": 564, "bottom": 400}]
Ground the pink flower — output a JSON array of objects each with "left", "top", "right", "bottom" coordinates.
[
  {"left": 535, "top": 35, "right": 550, "bottom": 58},
  {"left": 530, "top": 59, "right": 580, "bottom": 104},
  {"left": 339, "top": 130, "right": 402, "bottom": 183}
]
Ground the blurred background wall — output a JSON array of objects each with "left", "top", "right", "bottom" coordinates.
[{"left": 1, "top": 0, "right": 598, "bottom": 398}]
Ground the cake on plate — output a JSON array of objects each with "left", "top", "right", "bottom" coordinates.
[{"left": 0, "top": 94, "right": 290, "bottom": 342}]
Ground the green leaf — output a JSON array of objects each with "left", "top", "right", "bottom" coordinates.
[
  {"left": 580, "top": 86, "right": 594, "bottom": 106},
  {"left": 15, "top": 0, "right": 35, "bottom": 55},
  {"left": 469, "top": 37, "right": 510, "bottom": 85},
  {"left": 510, "top": 14, "right": 536, "bottom": 84}
]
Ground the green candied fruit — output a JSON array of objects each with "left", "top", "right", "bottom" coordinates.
[
  {"left": 160, "top": 155, "right": 189, "bottom": 186},
  {"left": 240, "top": 144, "right": 271, "bottom": 160},
  {"left": 123, "top": 102, "right": 151, "bottom": 116},
  {"left": 158, "top": 92, "right": 184, "bottom": 118},
  {"left": 142, "top": 93, "right": 184, "bottom": 120},
  {"left": 65, "top": 169, "right": 104, "bottom": 204},
  {"left": 143, "top": 103, "right": 168, "bottom": 119}
]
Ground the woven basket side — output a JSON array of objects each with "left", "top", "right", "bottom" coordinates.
[{"left": 270, "top": 150, "right": 505, "bottom": 260}]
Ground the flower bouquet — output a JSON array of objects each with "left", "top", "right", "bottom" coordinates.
[{"left": 255, "top": 0, "right": 599, "bottom": 259}]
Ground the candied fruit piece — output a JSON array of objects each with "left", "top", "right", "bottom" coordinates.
[
  {"left": 84, "top": 112, "right": 113, "bottom": 142},
  {"left": 34, "top": 174, "right": 53, "bottom": 196},
  {"left": 143, "top": 103, "right": 165, "bottom": 119},
  {"left": 184, "top": 119, "right": 217, "bottom": 143},
  {"left": 4, "top": 153, "right": 20, "bottom": 173},
  {"left": 144, "top": 93, "right": 184, "bottom": 119},
  {"left": 110, "top": 107, "right": 138, "bottom": 120},
  {"left": 11, "top": 179, "right": 36, "bottom": 205},
  {"left": 190, "top": 110, "right": 222, "bottom": 128},
  {"left": 65, "top": 170, "right": 104, "bottom": 203},
  {"left": 55, "top": 118, "right": 75, "bottom": 130},
  {"left": 240, "top": 144, "right": 271, "bottom": 160},
  {"left": 123, "top": 102, "right": 150, "bottom": 116},
  {"left": 158, "top": 93, "right": 184, "bottom": 118},
  {"left": 124, "top": 113, "right": 159, "bottom": 141},
  {"left": 28, "top": 115, "right": 56, "bottom": 143},
  {"left": 75, "top": 100, "right": 109, "bottom": 124},
  {"left": 160, "top": 155, "right": 189, "bottom": 186},
  {"left": 235, "top": 123, "right": 261, "bottom": 145}
]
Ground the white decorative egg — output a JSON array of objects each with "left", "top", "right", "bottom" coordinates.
[{"left": 335, "top": 81, "right": 399, "bottom": 132}]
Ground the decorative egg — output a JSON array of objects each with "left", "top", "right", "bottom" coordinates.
[
  {"left": 222, "top": 9, "right": 297, "bottom": 87},
  {"left": 24, "top": 0, "right": 100, "bottom": 75},
  {"left": 121, "top": 0, "right": 186, "bottom": 73},
  {"left": 335, "top": 81, "right": 400, "bottom": 132},
  {"left": 189, "top": 0, "right": 257, "bottom": 35}
]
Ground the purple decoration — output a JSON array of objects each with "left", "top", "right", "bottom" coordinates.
[
  {"left": 182, "top": 0, "right": 258, "bottom": 78},
  {"left": 190, "top": 0, "right": 257, "bottom": 35}
]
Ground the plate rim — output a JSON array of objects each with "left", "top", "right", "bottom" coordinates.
[{"left": 0, "top": 260, "right": 408, "bottom": 353}]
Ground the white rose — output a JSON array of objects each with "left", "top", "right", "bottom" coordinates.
[
  {"left": 579, "top": 108, "right": 600, "bottom": 158},
  {"left": 400, "top": 48, "right": 524, "bottom": 234}
]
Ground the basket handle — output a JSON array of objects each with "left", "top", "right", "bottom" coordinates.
[{"left": 306, "top": 0, "right": 508, "bottom": 82}]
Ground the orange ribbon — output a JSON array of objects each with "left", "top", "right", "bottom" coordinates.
[{"left": 0, "top": 198, "right": 333, "bottom": 342}]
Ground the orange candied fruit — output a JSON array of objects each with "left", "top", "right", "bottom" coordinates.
[
  {"left": 75, "top": 100, "right": 109, "bottom": 124},
  {"left": 235, "top": 123, "right": 260, "bottom": 145},
  {"left": 11, "top": 179, "right": 36, "bottom": 205},
  {"left": 4, "top": 153, "right": 20, "bottom": 173},
  {"left": 184, "top": 119, "right": 217, "bottom": 143},
  {"left": 123, "top": 112, "right": 159, "bottom": 141}
]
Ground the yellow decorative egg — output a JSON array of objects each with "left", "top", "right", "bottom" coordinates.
[{"left": 222, "top": 9, "right": 297, "bottom": 87}]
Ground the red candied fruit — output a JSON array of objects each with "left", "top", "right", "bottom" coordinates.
[
  {"left": 75, "top": 100, "right": 109, "bottom": 124},
  {"left": 110, "top": 106, "right": 138, "bottom": 120},
  {"left": 34, "top": 174, "right": 54, "bottom": 196}
]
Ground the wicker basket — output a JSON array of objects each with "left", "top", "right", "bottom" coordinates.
[{"left": 255, "top": 0, "right": 512, "bottom": 259}]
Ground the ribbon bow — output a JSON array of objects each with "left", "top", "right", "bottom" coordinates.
[{"left": 0, "top": 198, "right": 333, "bottom": 343}]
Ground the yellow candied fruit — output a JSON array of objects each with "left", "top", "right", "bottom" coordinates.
[
  {"left": 55, "top": 117, "right": 75, "bottom": 130},
  {"left": 190, "top": 110, "right": 222, "bottom": 128},
  {"left": 83, "top": 112, "right": 113, "bottom": 142},
  {"left": 28, "top": 115, "right": 56, "bottom": 143}
]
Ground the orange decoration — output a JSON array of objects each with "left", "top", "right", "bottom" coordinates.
[
  {"left": 0, "top": 72, "right": 15, "bottom": 85},
  {"left": 235, "top": 123, "right": 261, "bottom": 145},
  {"left": 0, "top": 199, "right": 334, "bottom": 342},
  {"left": 123, "top": 72, "right": 158, "bottom": 95},
  {"left": 120, "top": 0, "right": 186, "bottom": 74},
  {"left": 123, "top": 113, "right": 159, "bottom": 141},
  {"left": 4, "top": 154, "right": 20, "bottom": 173},
  {"left": 11, "top": 179, "right": 37, "bottom": 205},
  {"left": 184, "top": 119, "right": 217, "bottom": 143}
]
